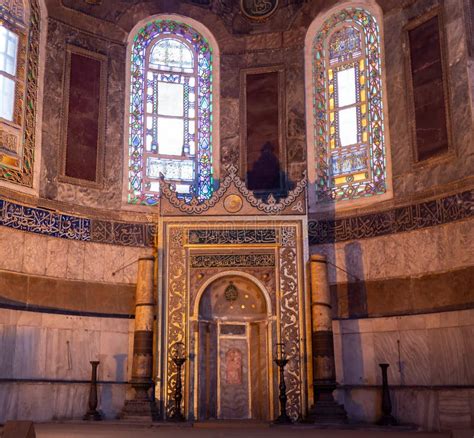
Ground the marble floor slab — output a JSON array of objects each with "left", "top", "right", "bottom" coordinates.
[{"left": 2, "top": 422, "right": 453, "bottom": 438}]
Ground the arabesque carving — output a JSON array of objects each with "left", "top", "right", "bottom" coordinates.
[{"left": 159, "top": 164, "right": 307, "bottom": 215}]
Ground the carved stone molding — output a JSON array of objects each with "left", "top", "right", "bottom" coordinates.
[{"left": 159, "top": 164, "right": 307, "bottom": 216}]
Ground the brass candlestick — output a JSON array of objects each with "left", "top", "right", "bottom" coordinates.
[
  {"left": 169, "top": 342, "right": 186, "bottom": 422},
  {"left": 273, "top": 343, "right": 292, "bottom": 424}
]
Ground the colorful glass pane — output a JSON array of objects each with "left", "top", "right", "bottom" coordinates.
[
  {"left": 313, "top": 8, "right": 387, "bottom": 202},
  {"left": 329, "top": 26, "right": 362, "bottom": 64},
  {"left": 128, "top": 20, "right": 213, "bottom": 206},
  {"left": 150, "top": 38, "right": 194, "bottom": 73}
]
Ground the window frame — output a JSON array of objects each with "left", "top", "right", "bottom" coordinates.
[
  {"left": 124, "top": 15, "right": 220, "bottom": 209},
  {"left": 304, "top": 3, "right": 393, "bottom": 212},
  {"left": 0, "top": 18, "right": 28, "bottom": 170},
  {"left": 142, "top": 34, "right": 199, "bottom": 197}
]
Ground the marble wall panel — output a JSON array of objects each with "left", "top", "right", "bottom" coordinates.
[
  {"left": 334, "top": 309, "right": 473, "bottom": 389},
  {"left": 12, "top": 326, "right": 48, "bottom": 379},
  {"left": 0, "top": 309, "right": 131, "bottom": 382},
  {"left": 66, "top": 240, "right": 85, "bottom": 281},
  {"left": 102, "top": 244, "right": 125, "bottom": 283},
  {"left": 0, "top": 226, "right": 25, "bottom": 272},
  {"left": 373, "top": 331, "right": 401, "bottom": 386},
  {"left": 22, "top": 233, "right": 48, "bottom": 276},
  {"left": 428, "top": 327, "right": 467, "bottom": 385},
  {"left": 98, "top": 331, "right": 129, "bottom": 382},
  {"left": 438, "top": 390, "right": 472, "bottom": 430},
  {"left": 82, "top": 242, "right": 106, "bottom": 283},
  {"left": 45, "top": 238, "right": 69, "bottom": 278},
  {"left": 0, "top": 325, "right": 16, "bottom": 378},
  {"left": 0, "top": 382, "right": 127, "bottom": 422},
  {"left": 0, "top": 226, "right": 146, "bottom": 286},
  {"left": 341, "top": 332, "right": 377, "bottom": 385},
  {"left": 398, "top": 330, "right": 430, "bottom": 386},
  {"left": 312, "top": 217, "right": 474, "bottom": 285}
]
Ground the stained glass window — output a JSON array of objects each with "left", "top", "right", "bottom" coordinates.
[
  {"left": 312, "top": 9, "right": 387, "bottom": 202},
  {"left": 0, "top": 0, "right": 32, "bottom": 179},
  {"left": 128, "top": 20, "right": 214, "bottom": 206}
]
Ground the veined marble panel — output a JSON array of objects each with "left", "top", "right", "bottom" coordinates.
[
  {"left": 312, "top": 217, "right": 474, "bottom": 284},
  {"left": 438, "top": 390, "right": 472, "bottom": 430},
  {"left": 0, "top": 226, "right": 149, "bottom": 285},
  {"left": 0, "top": 382, "right": 127, "bottom": 422},
  {"left": 334, "top": 309, "right": 473, "bottom": 389},
  {"left": 428, "top": 327, "right": 467, "bottom": 386},
  {"left": 0, "top": 309, "right": 131, "bottom": 382}
]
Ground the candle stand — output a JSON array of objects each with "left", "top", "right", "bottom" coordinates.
[
  {"left": 83, "top": 361, "right": 102, "bottom": 421},
  {"left": 169, "top": 342, "right": 186, "bottom": 422},
  {"left": 273, "top": 343, "right": 292, "bottom": 425}
]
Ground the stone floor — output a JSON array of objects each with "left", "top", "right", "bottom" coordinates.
[{"left": 2, "top": 422, "right": 460, "bottom": 438}]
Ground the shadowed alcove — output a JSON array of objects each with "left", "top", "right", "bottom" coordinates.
[{"left": 197, "top": 274, "right": 271, "bottom": 421}]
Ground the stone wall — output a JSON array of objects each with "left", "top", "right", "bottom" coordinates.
[
  {"left": 0, "top": 308, "right": 131, "bottom": 421},
  {"left": 0, "top": 225, "right": 152, "bottom": 421},
  {"left": 311, "top": 217, "right": 474, "bottom": 318},
  {"left": 333, "top": 308, "right": 474, "bottom": 430}
]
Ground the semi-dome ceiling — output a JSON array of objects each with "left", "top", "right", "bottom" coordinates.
[{"left": 59, "top": 0, "right": 419, "bottom": 34}]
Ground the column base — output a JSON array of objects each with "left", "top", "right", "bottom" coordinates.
[
  {"left": 120, "top": 399, "right": 160, "bottom": 422},
  {"left": 377, "top": 414, "right": 398, "bottom": 426},
  {"left": 83, "top": 410, "right": 102, "bottom": 421},
  {"left": 307, "top": 381, "right": 347, "bottom": 424},
  {"left": 307, "top": 401, "right": 348, "bottom": 423}
]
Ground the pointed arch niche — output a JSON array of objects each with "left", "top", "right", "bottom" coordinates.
[
  {"left": 124, "top": 15, "right": 220, "bottom": 207},
  {"left": 305, "top": 2, "right": 392, "bottom": 212}
]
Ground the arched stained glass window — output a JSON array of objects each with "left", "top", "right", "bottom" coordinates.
[
  {"left": 312, "top": 8, "right": 387, "bottom": 203},
  {"left": 128, "top": 20, "right": 214, "bottom": 206}
]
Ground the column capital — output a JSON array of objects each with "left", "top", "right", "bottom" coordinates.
[
  {"left": 138, "top": 256, "right": 155, "bottom": 262},
  {"left": 311, "top": 254, "right": 327, "bottom": 263}
]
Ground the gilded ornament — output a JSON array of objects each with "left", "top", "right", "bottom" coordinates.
[
  {"left": 240, "top": 0, "right": 279, "bottom": 20},
  {"left": 223, "top": 194, "right": 243, "bottom": 213},
  {"left": 224, "top": 281, "right": 239, "bottom": 302}
]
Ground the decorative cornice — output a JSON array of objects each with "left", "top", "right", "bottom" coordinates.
[
  {"left": 308, "top": 190, "right": 473, "bottom": 245},
  {"left": 159, "top": 164, "right": 307, "bottom": 215},
  {"left": 0, "top": 197, "right": 156, "bottom": 247}
]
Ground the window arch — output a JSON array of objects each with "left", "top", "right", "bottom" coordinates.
[
  {"left": 0, "top": 0, "right": 40, "bottom": 187},
  {"left": 128, "top": 18, "right": 216, "bottom": 206},
  {"left": 306, "top": 5, "right": 391, "bottom": 206}
]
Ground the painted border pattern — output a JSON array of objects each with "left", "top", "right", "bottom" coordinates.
[
  {"left": 308, "top": 190, "right": 473, "bottom": 244},
  {"left": 0, "top": 198, "right": 156, "bottom": 247}
]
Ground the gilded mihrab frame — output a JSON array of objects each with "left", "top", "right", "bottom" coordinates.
[{"left": 158, "top": 220, "right": 308, "bottom": 421}]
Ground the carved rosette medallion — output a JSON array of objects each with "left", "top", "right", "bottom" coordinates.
[
  {"left": 223, "top": 194, "right": 243, "bottom": 213},
  {"left": 240, "top": 0, "right": 279, "bottom": 20}
]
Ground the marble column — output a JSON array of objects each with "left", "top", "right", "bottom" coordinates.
[
  {"left": 121, "top": 256, "right": 159, "bottom": 420},
  {"left": 307, "top": 254, "right": 347, "bottom": 423}
]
